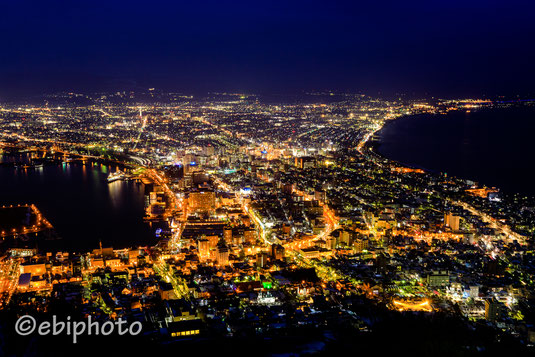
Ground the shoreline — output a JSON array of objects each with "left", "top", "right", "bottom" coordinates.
[
  {"left": 0, "top": 150, "right": 154, "bottom": 253},
  {"left": 367, "top": 127, "right": 439, "bottom": 173},
  {"left": 363, "top": 110, "right": 524, "bottom": 197},
  {"left": 362, "top": 114, "right": 442, "bottom": 174}
]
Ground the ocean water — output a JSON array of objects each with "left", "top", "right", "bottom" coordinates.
[
  {"left": 0, "top": 156, "right": 155, "bottom": 252},
  {"left": 376, "top": 105, "right": 535, "bottom": 196}
]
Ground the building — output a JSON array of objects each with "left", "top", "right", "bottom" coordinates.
[
  {"left": 444, "top": 213, "right": 461, "bottom": 231},
  {"left": 339, "top": 230, "right": 352, "bottom": 246},
  {"left": 485, "top": 298, "right": 501, "bottom": 321},
  {"left": 159, "top": 282, "right": 178, "bottom": 300},
  {"left": 300, "top": 248, "right": 320, "bottom": 259},
  {"left": 192, "top": 171, "right": 210, "bottom": 185},
  {"left": 271, "top": 244, "right": 285, "bottom": 260},
  {"left": 202, "top": 145, "right": 215, "bottom": 156},
  {"left": 197, "top": 238, "right": 209, "bottom": 261},
  {"left": 426, "top": 271, "right": 450, "bottom": 288},
  {"left": 469, "top": 285, "right": 480, "bottom": 299},
  {"left": 256, "top": 252, "right": 269, "bottom": 268},
  {"left": 188, "top": 191, "right": 216, "bottom": 213},
  {"left": 243, "top": 228, "right": 256, "bottom": 244},
  {"left": 353, "top": 238, "right": 369, "bottom": 253},
  {"left": 168, "top": 319, "right": 204, "bottom": 338},
  {"left": 20, "top": 263, "right": 46, "bottom": 276},
  {"left": 295, "top": 156, "right": 315, "bottom": 169},
  {"left": 216, "top": 244, "right": 229, "bottom": 266},
  {"left": 223, "top": 226, "right": 233, "bottom": 244},
  {"left": 314, "top": 189, "right": 326, "bottom": 202},
  {"left": 325, "top": 235, "right": 336, "bottom": 250}
]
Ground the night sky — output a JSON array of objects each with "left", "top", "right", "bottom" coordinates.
[{"left": 1, "top": 0, "right": 534, "bottom": 98}]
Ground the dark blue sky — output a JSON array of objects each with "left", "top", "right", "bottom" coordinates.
[{"left": 1, "top": 0, "right": 534, "bottom": 98}]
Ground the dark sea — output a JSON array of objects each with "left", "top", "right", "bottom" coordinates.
[
  {"left": 0, "top": 154, "right": 155, "bottom": 252},
  {"left": 376, "top": 105, "right": 535, "bottom": 197}
]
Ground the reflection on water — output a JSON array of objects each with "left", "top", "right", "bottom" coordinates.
[
  {"left": 108, "top": 180, "right": 124, "bottom": 208},
  {"left": 0, "top": 155, "right": 154, "bottom": 252}
]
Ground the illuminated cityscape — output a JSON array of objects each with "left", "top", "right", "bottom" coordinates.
[
  {"left": 2, "top": 1, "right": 535, "bottom": 356},
  {"left": 0, "top": 93, "right": 534, "bottom": 356}
]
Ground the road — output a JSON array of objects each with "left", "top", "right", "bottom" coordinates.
[{"left": 0, "top": 258, "right": 20, "bottom": 307}]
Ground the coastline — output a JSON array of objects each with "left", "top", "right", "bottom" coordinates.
[
  {"left": 0, "top": 151, "right": 154, "bottom": 252},
  {"left": 363, "top": 114, "right": 442, "bottom": 174},
  {"left": 364, "top": 109, "right": 532, "bottom": 196},
  {"left": 360, "top": 113, "right": 531, "bottom": 244}
]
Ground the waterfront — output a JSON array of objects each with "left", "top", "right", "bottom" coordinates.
[
  {"left": 1, "top": 96, "right": 535, "bottom": 355},
  {"left": 376, "top": 106, "right": 535, "bottom": 196},
  {"left": 0, "top": 154, "right": 154, "bottom": 252}
]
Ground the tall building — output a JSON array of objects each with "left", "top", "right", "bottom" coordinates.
[
  {"left": 243, "top": 228, "right": 256, "bottom": 244},
  {"left": 485, "top": 298, "right": 501, "bottom": 321},
  {"left": 207, "top": 235, "right": 219, "bottom": 250},
  {"left": 197, "top": 239, "right": 209, "bottom": 261},
  {"left": 444, "top": 213, "right": 461, "bottom": 231},
  {"left": 216, "top": 244, "right": 229, "bottom": 266},
  {"left": 256, "top": 252, "right": 269, "bottom": 268},
  {"left": 337, "top": 230, "right": 352, "bottom": 246},
  {"left": 271, "top": 244, "right": 285, "bottom": 260},
  {"left": 325, "top": 235, "right": 336, "bottom": 250},
  {"left": 223, "top": 226, "right": 233, "bottom": 244}
]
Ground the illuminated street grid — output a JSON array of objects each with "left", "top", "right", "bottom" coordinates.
[{"left": 1, "top": 91, "right": 535, "bottom": 350}]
